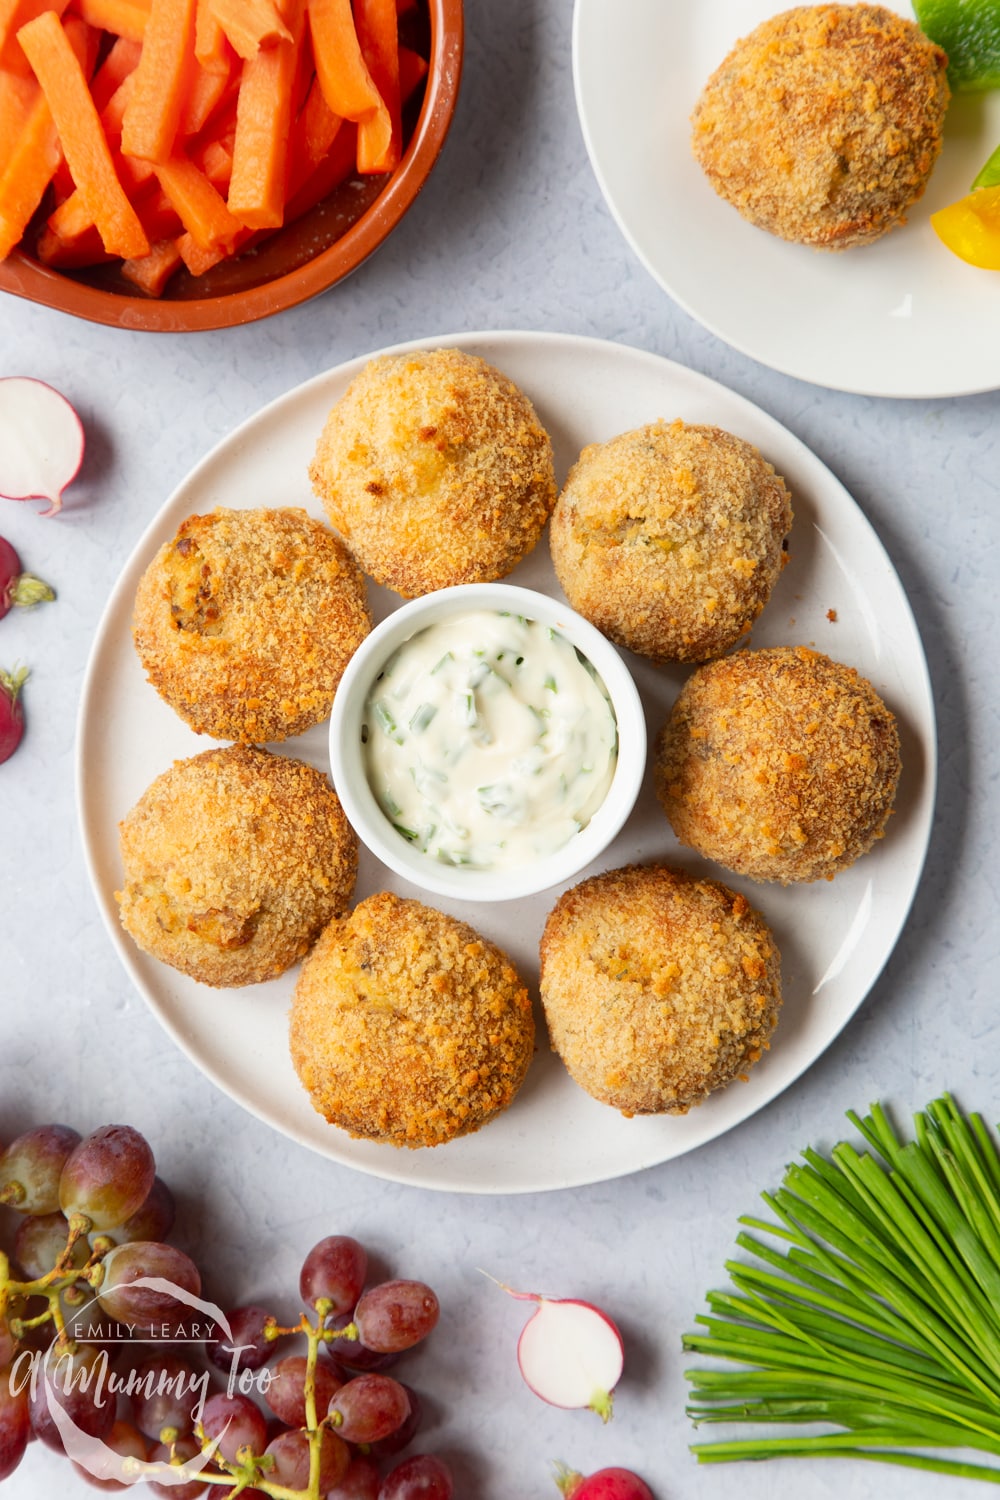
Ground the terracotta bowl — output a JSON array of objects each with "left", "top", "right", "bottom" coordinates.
[{"left": 0, "top": 0, "right": 463, "bottom": 332}]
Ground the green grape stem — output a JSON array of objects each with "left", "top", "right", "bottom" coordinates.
[
  {"left": 264, "top": 1314, "right": 313, "bottom": 1341},
  {"left": 321, "top": 1321, "right": 358, "bottom": 1343},
  {"left": 264, "top": 1307, "right": 359, "bottom": 1346},
  {"left": 192, "top": 1307, "right": 342, "bottom": 1500},
  {"left": 0, "top": 1223, "right": 107, "bottom": 1347},
  {"left": 304, "top": 1313, "right": 321, "bottom": 1499},
  {"left": 151, "top": 1435, "right": 296, "bottom": 1500},
  {"left": 66, "top": 1210, "right": 96, "bottom": 1244},
  {"left": 1, "top": 1227, "right": 338, "bottom": 1500}
]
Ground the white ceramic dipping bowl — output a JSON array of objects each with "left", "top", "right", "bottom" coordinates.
[{"left": 329, "top": 583, "right": 647, "bottom": 902}]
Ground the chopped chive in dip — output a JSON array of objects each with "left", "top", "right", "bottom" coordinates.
[
  {"left": 372, "top": 700, "right": 403, "bottom": 744},
  {"left": 409, "top": 702, "right": 438, "bottom": 733},
  {"left": 362, "top": 611, "right": 619, "bottom": 870}
]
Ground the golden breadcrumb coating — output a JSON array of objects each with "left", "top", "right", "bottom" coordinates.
[
  {"left": 116, "top": 745, "right": 357, "bottom": 987},
  {"left": 133, "top": 507, "right": 371, "bottom": 744},
  {"left": 549, "top": 420, "right": 792, "bottom": 663},
  {"left": 539, "top": 864, "right": 781, "bottom": 1117},
  {"left": 289, "top": 892, "right": 535, "bottom": 1148},
  {"left": 309, "top": 348, "right": 557, "bottom": 597},
  {"left": 655, "top": 646, "right": 902, "bottom": 883},
  {"left": 690, "top": 4, "right": 949, "bottom": 250}
]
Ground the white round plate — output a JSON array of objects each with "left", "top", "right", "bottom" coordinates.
[
  {"left": 573, "top": 0, "right": 1000, "bottom": 397},
  {"left": 77, "top": 331, "right": 936, "bottom": 1193}
]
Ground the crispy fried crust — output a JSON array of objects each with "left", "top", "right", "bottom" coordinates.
[
  {"left": 289, "top": 892, "right": 535, "bottom": 1148},
  {"left": 655, "top": 645, "right": 902, "bottom": 883},
  {"left": 539, "top": 864, "right": 781, "bottom": 1117},
  {"left": 549, "top": 420, "right": 792, "bottom": 663},
  {"left": 690, "top": 4, "right": 950, "bottom": 250},
  {"left": 132, "top": 507, "right": 371, "bottom": 743},
  {"left": 116, "top": 745, "right": 357, "bottom": 987},
  {"left": 308, "top": 348, "right": 557, "bottom": 597}
]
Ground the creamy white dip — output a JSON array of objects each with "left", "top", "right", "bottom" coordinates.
[{"left": 361, "top": 611, "right": 618, "bottom": 870}]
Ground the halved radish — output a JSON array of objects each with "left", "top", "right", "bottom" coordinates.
[
  {"left": 0, "top": 378, "right": 85, "bottom": 517},
  {"left": 492, "top": 1279, "right": 624, "bottom": 1421}
]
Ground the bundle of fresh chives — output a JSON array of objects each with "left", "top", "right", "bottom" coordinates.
[{"left": 684, "top": 1095, "right": 1000, "bottom": 1482}]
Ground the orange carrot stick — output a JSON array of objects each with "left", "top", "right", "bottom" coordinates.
[
  {"left": 46, "top": 183, "right": 92, "bottom": 237},
  {"left": 177, "top": 52, "right": 232, "bottom": 134},
  {"left": 0, "top": 80, "right": 60, "bottom": 257},
  {"left": 208, "top": 0, "right": 289, "bottom": 60},
  {"left": 100, "top": 68, "right": 134, "bottom": 127},
  {"left": 0, "top": 0, "right": 68, "bottom": 73},
  {"left": 17, "top": 9, "right": 149, "bottom": 256},
  {"left": 287, "top": 69, "right": 341, "bottom": 188},
  {"left": 306, "top": 0, "right": 383, "bottom": 122},
  {"left": 282, "top": 116, "right": 354, "bottom": 221},
  {"left": 185, "top": 88, "right": 235, "bottom": 153},
  {"left": 120, "top": 0, "right": 196, "bottom": 162},
  {"left": 0, "top": 65, "right": 34, "bottom": 155},
  {"left": 46, "top": 19, "right": 103, "bottom": 205},
  {"left": 100, "top": 72, "right": 155, "bottom": 185},
  {"left": 0, "top": 0, "right": 25, "bottom": 60},
  {"left": 154, "top": 152, "right": 242, "bottom": 249},
  {"left": 397, "top": 42, "right": 427, "bottom": 104},
  {"left": 88, "top": 32, "right": 142, "bottom": 112},
  {"left": 45, "top": 64, "right": 152, "bottom": 243},
  {"left": 193, "top": 0, "right": 226, "bottom": 69},
  {"left": 290, "top": 2, "right": 312, "bottom": 109},
  {"left": 47, "top": 139, "right": 152, "bottom": 236},
  {"left": 174, "top": 228, "right": 220, "bottom": 273},
  {"left": 121, "top": 235, "right": 181, "bottom": 293},
  {"left": 36, "top": 219, "right": 114, "bottom": 263},
  {"left": 175, "top": 221, "right": 249, "bottom": 272},
  {"left": 0, "top": 13, "right": 92, "bottom": 258},
  {"left": 0, "top": 0, "right": 20, "bottom": 44},
  {"left": 354, "top": 0, "right": 399, "bottom": 173},
  {"left": 74, "top": 0, "right": 149, "bottom": 40},
  {"left": 132, "top": 181, "right": 182, "bottom": 239},
  {"left": 191, "top": 134, "right": 231, "bottom": 187},
  {"left": 226, "top": 0, "right": 304, "bottom": 229}
]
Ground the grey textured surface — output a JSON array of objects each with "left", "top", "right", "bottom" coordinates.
[{"left": 1, "top": 1, "right": 998, "bottom": 1496}]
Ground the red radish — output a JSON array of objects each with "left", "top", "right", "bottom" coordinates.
[
  {"left": 554, "top": 1463, "right": 655, "bottom": 1500},
  {"left": 0, "top": 666, "right": 28, "bottom": 763},
  {"left": 0, "top": 377, "right": 85, "bottom": 516},
  {"left": 0, "top": 537, "right": 54, "bottom": 619},
  {"left": 493, "top": 1279, "right": 624, "bottom": 1421}
]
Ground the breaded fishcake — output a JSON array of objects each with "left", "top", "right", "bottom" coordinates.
[
  {"left": 116, "top": 745, "right": 357, "bottom": 987},
  {"left": 289, "top": 892, "right": 534, "bottom": 1148},
  {"left": 539, "top": 864, "right": 781, "bottom": 1117},
  {"left": 691, "top": 5, "right": 949, "bottom": 250},
  {"left": 655, "top": 646, "right": 901, "bottom": 883},
  {"left": 549, "top": 420, "right": 792, "bottom": 663},
  {"left": 133, "top": 507, "right": 371, "bottom": 743},
  {"left": 309, "top": 348, "right": 557, "bottom": 597}
]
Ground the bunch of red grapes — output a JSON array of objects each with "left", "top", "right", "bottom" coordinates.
[{"left": 0, "top": 1122, "right": 452, "bottom": 1500}]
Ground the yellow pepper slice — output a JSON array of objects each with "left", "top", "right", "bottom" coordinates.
[{"left": 931, "top": 185, "right": 1000, "bottom": 269}]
